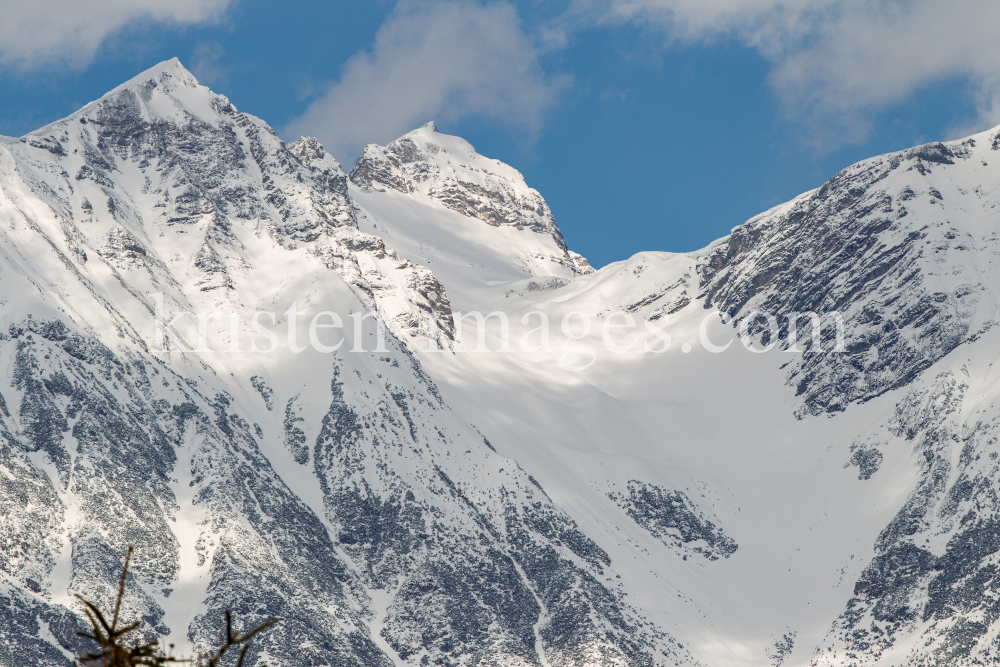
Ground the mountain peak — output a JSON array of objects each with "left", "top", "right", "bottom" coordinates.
[
  {"left": 348, "top": 123, "right": 582, "bottom": 263},
  {"left": 90, "top": 57, "right": 201, "bottom": 108},
  {"left": 118, "top": 57, "right": 194, "bottom": 88},
  {"left": 20, "top": 58, "right": 213, "bottom": 137}
]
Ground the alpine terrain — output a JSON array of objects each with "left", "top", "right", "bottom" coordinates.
[{"left": 2, "top": 59, "right": 1000, "bottom": 667}]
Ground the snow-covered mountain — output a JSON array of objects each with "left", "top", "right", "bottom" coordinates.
[{"left": 3, "top": 58, "right": 1000, "bottom": 667}]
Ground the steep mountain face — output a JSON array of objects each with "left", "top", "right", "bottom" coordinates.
[
  {"left": 4, "top": 57, "right": 1000, "bottom": 667},
  {"left": 0, "top": 60, "right": 685, "bottom": 667},
  {"left": 697, "top": 139, "right": 997, "bottom": 417},
  {"left": 691, "top": 133, "right": 1000, "bottom": 666}
]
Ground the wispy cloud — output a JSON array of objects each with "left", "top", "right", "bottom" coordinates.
[
  {"left": 0, "top": 0, "right": 234, "bottom": 68},
  {"left": 557, "top": 0, "right": 1000, "bottom": 148},
  {"left": 599, "top": 87, "right": 629, "bottom": 102},
  {"left": 190, "top": 42, "right": 228, "bottom": 88},
  {"left": 284, "top": 0, "right": 569, "bottom": 164},
  {"left": 946, "top": 79, "right": 1000, "bottom": 141}
]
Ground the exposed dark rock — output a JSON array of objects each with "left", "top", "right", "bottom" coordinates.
[{"left": 609, "top": 481, "right": 737, "bottom": 561}]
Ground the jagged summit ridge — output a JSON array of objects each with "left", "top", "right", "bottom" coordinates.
[
  {"left": 8, "top": 58, "right": 593, "bottom": 344},
  {"left": 6, "top": 59, "right": 459, "bottom": 347}
]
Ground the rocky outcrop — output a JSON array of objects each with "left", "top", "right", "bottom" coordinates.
[{"left": 609, "top": 481, "right": 738, "bottom": 561}]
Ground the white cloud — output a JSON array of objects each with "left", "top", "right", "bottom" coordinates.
[
  {"left": 190, "top": 41, "right": 228, "bottom": 87},
  {"left": 284, "top": 0, "right": 568, "bottom": 164},
  {"left": 946, "top": 80, "right": 1000, "bottom": 141},
  {"left": 0, "top": 0, "right": 233, "bottom": 67},
  {"left": 558, "top": 0, "right": 1000, "bottom": 146}
]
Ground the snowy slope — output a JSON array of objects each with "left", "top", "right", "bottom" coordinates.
[
  {"left": 2, "top": 58, "right": 1000, "bottom": 667},
  {"left": 352, "top": 117, "right": 1000, "bottom": 666}
]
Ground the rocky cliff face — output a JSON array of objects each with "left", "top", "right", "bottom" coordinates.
[
  {"left": 696, "top": 138, "right": 997, "bottom": 417},
  {"left": 4, "top": 57, "right": 1000, "bottom": 667}
]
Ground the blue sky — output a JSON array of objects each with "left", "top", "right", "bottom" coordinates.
[{"left": 1, "top": 0, "right": 998, "bottom": 268}]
